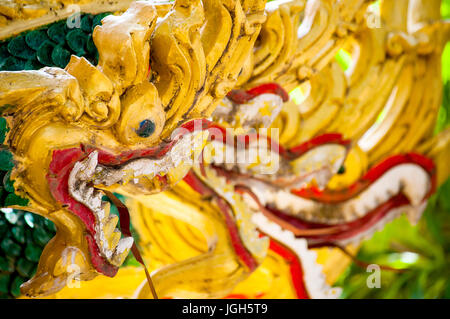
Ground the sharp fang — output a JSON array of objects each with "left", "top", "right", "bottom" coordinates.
[
  {"left": 79, "top": 151, "right": 98, "bottom": 180},
  {"left": 67, "top": 132, "right": 207, "bottom": 267},
  {"left": 405, "top": 201, "right": 427, "bottom": 225},
  {"left": 112, "top": 237, "right": 134, "bottom": 265},
  {"left": 84, "top": 187, "right": 94, "bottom": 201},
  {"left": 100, "top": 201, "right": 111, "bottom": 220},
  {"left": 109, "top": 230, "right": 122, "bottom": 251}
]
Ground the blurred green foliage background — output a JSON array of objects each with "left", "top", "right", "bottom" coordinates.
[{"left": 335, "top": 0, "right": 450, "bottom": 299}]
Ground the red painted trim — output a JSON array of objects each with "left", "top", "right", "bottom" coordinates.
[
  {"left": 266, "top": 194, "right": 410, "bottom": 244},
  {"left": 292, "top": 153, "right": 436, "bottom": 203},
  {"left": 86, "top": 234, "right": 119, "bottom": 277},
  {"left": 227, "top": 83, "right": 289, "bottom": 104},
  {"left": 48, "top": 148, "right": 96, "bottom": 235},
  {"left": 268, "top": 238, "right": 309, "bottom": 299},
  {"left": 183, "top": 171, "right": 258, "bottom": 271},
  {"left": 46, "top": 119, "right": 213, "bottom": 276},
  {"left": 221, "top": 238, "right": 310, "bottom": 300},
  {"left": 216, "top": 198, "right": 258, "bottom": 271},
  {"left": 207, "top": 123, "right": 349, "bottom": 162},
  {"left": 47, "top": 148, "right": 118, "bottom": 276},
  {"left": 289, "top": 133, "right": 351, "bottom": 157},
  {"left": 183, "top": 171, "right": 215, "bottom": 197}
]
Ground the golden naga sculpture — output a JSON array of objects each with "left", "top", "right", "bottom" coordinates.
[
  {"left": 0, "top": 0, "right": 267, "bottom": 296},
  {"left": 129, "top": 0, "right": 450, "bottom": 299},
  {"left": 0, "top": 0, "right": 449, "bottom": 299}
]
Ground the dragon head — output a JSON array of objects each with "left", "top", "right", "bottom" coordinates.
[
  {"left": 163, "top": 0, "right": 450, "bottom": 298},
  {"left": 0, "top": 0, "right": 267, "bottom": 297},
  {"left": 1, "top": 0, "right": 449, "bottom": 300}
]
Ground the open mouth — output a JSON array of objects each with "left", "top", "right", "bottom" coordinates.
[
  {"left": 203, "top": 123, "right": 350, "bottom": 188},
  {"left": 183, "top": 128, "right": 346, "bottom": 298},
  {"left": 237, "top": 153, "right": 436, "bottom": 247},
  {"left": 177, "top": 118, "right": 436, "bottom": 297},
  {"left": 46, "top": 119, "right": 211, "bottom": 276},
  {"left": 183, "top": 167, "right": 269, "bottom": 272},
  {"left": 253, "top": 213, "right": 342, "bottom": 299},
  {"left": 179, "top": 128, "right": 350, "bottom": 271},
  {"left": 195, "top": 123, "right": 436, "bottom": 247}
]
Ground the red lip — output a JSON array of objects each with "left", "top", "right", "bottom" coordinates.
[
  {"left": 222, "top": 237, "right": 310, "bottom": 299},
  {"left": 291, "top": 153, "right": 436, "bottom": 203},
  {"left": 46, "top": 119, "right": 213, "bottom": 276},
  {"left": 267, "top": 238, "right": 310, "bottom": 299},
  {"left": 261, "top": 193, "right": 410, "bottom": 245},
  {"left": 181, "top": 130, "right": 352, "bottom": 280},
  {"left": 226, "top": 83, "right": 290, "bottom": 104},
  {"left": 183, "top": 171, "right": 259, "bottom": 271},
  {"left": 206, "top": 125, "right": 350, "bottom": 160},
  {"left": 237, "top": 153, "right": 436, "bottom": 246},
  {"left": 203, "top": 126, "right": 436, "bottom": 246},
  {"left": 288, "top": 133, "right": 351, "bottom": 158}
]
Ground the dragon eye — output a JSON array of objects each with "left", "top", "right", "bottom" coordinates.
[{"left": 136, "top": 119, "right": 156, "bottom": 138}]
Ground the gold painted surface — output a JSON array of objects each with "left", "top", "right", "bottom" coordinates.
[
  {"left": 1, "top": 0, "right": 449, "bottom": 299},
  {"left": 22, "top": 267, "right": 146, "bottom": 299},
  {"left": 0, "top": 0, "right": 266, "bottom": 297},
  {"left": 127, "top": 178, "right": 266, "bottom": 299}
]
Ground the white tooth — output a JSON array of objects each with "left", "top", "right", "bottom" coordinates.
[
  {"left": 110, "top": 237, "right": 134, "bottom": 265},
  {"left": 354, "top": 200, "right": 366, "bottom": 217},
  {"left": 368, "top": 192, "right": 380, "bottom": 211},
  {"left": 371, "top": 195, "right": 382, "bottom": 210},
  {"left": 73, "top": 151, "right": 99, "bottom": 182},
  {"left": 115, "top": 237, "right": 133, "bottom": 255},
  {"left": 252, "top": 212, "right": 340, "bottom": 299},
  {"left": 274, "top": 191, "right": 290, "bottom": 211},
  {"left": 287, "top": 196, "right": 301, "bottom": 214},
  {"left": 84, "top": 187, "right": 94, "bottom": 201},
  {"left": 242, "top": 194, "right": 259, "bottom": 211},
  {"left": 72, "top": 162, "right": 83, "bottom": 178},
  {"left": 224, "top": 163, "right": 234, "bottom": 171},
  {"left": 381, "top": 187, "right": 391, "bottom": 202},
  {"left": 345, "top": 208, "right": 358, "bottom": 222},
  {"left": 91, "top": 190, "right": 103, "bottom": 207},
  {"left": 84, "top": 151, "right": 99, "bottom": 179},
  {"left": 78, "top": 181, "right": 87, "bottom": 194}
]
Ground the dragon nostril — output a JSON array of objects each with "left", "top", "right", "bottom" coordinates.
[{"left": 136, "top": 119, "right": 156, "bottom": 138}]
